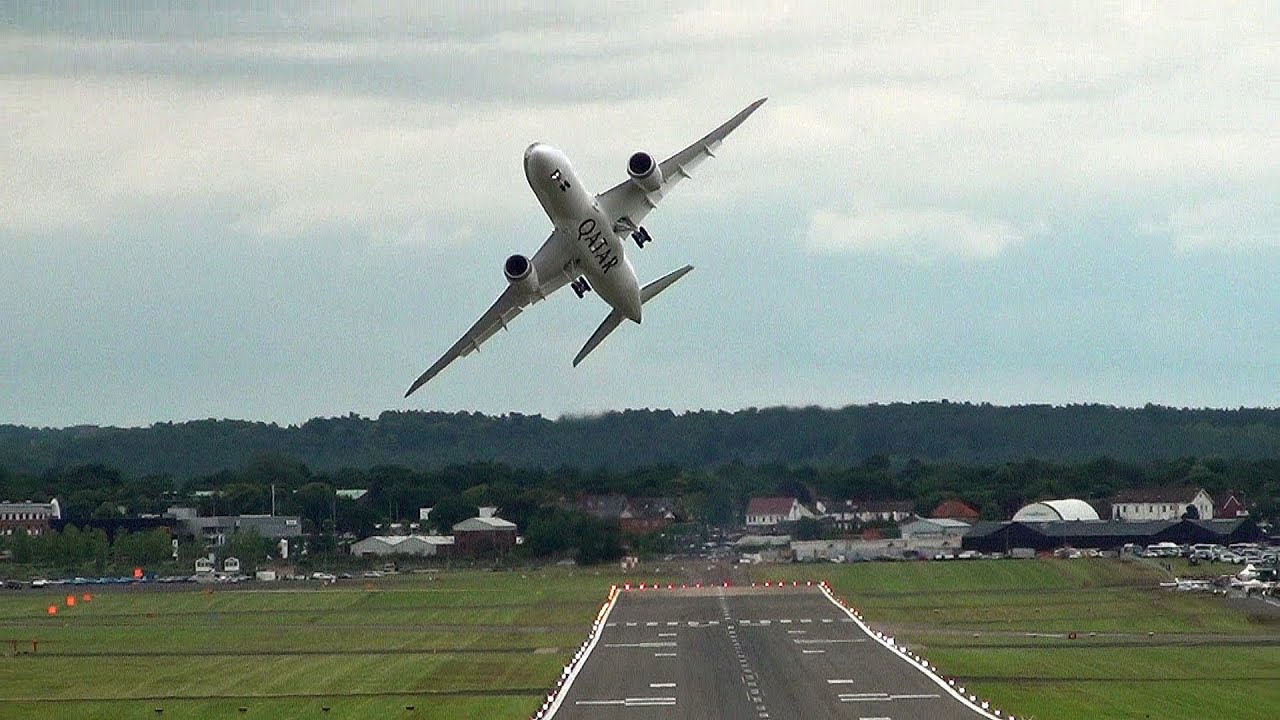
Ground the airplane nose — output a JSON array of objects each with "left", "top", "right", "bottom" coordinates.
[{"left": 524, "top": 143, "right": 546, "bottom": 173}]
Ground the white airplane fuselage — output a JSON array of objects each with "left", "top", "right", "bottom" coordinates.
[{"left": 524, "top": 143, "right": 643, "bottom": 323}]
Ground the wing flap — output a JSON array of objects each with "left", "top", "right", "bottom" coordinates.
[{"left": 405, "top": 230, "right": 576, "bottom": 397}]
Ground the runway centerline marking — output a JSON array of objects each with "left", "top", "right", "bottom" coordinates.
[
  {"left": 604, "top": 641, "right": 677, "bottom": 648},
  {"left": 649, "top": 682, "right": 676, "bottom": 688},
  {"left": 839, "top": 693, "right": 941, "bottom": 703},
  {"left": 794, "top": 638, "right": 867, "bottom": 644},
  {"left": 575, "top": 697, "right": 676, "bottom": 707}
]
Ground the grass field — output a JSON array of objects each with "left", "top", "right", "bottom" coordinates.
[
  {"left": 2, "top": 561, "right": 1276, "bottom": 719},
  {"left": 0, "top": 569, "right": 616, "bottom": 720},
  {"left": 753, "top": 559, "right": 1280, "bottom": 719}
]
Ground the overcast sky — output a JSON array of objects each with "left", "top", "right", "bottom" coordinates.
[{"left": 2, "top": 2, "right": 1277, "bottom": 428}]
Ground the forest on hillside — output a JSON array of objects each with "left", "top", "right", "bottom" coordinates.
[{"left": 4, "top": 403, "right": 1280, "bottom": 479}]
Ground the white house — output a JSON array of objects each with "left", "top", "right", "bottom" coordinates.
[
  {"left": 745, "top": 497, "right": 813, "bottom": 528},
  {"left": 1110, "top": 488, "right": 1214, "bottom": 521}
]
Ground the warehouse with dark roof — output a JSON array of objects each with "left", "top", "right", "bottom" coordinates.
[{"left": 962, "top": 518, "right": 1262, "bottom": 553}]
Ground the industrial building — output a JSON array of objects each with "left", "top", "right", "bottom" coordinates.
[
  {"left": 899, "top": 517, "right": 971, "bottom": 542},
  {"left": 962, "top": 518, "right": 1262, "bottom": 554},
  {"left": 350, "top": 535, "right": 454, "bottom": 558},
  {"left": 165, "top": 507, "right": 303, "bottom": 546}
]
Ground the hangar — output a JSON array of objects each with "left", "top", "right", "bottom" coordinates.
[
  {"left": 1012, "top": 499, "right": 1100, "bottom": 522},
  {"left": 350, "top": 535, "right": 453, "bottom": 557},
  {"left": 962, "top": 518, "right": 1262, "bottom": 554}
]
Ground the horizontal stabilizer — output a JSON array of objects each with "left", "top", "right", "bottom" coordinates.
[{"left": 573, "top": 265, "right": 694, "bottom": 367}]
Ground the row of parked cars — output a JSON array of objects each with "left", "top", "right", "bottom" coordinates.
[{"left": 1126, "top": 542, "right": 1277, "bottom": 565}]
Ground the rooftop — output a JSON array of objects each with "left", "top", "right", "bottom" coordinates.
[{"left": 746, "top": 497, "right": 799, "bottom": 516}]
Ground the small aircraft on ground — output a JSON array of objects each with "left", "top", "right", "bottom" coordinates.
[{"left": 405, "top": 98, "right": 767, "bottom": 397}]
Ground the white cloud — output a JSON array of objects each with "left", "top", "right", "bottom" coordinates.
[
  {"left": 1161, "top": 193, "right": 1280, "bottom": 252},
  {"left": 805, "top": 205, "right": 1025, "bottom": 262}
]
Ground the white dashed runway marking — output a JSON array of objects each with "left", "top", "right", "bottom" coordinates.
[
  {"left": 604, "top": 642, "right": 677, "bottom": 648},
  {"left": 839, "top": 692, "right": 941, "bottom": 703},
  {"left": 575, "top": 697, "right": 676, "bottom": 707}
]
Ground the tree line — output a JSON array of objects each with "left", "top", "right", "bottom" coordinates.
[
  {"left": 5, "top": 403, "right": 1280, "bottom": 479},
  {"left": 3, "top": 453, "right": 1276, "bottom": 534}
]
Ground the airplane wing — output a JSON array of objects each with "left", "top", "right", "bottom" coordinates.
[
  {"left": 596, "top": 97, "right": 767, "bottom": 230},
  {"left": 405, "top": 230, "right": 577, "bottom": 397}
]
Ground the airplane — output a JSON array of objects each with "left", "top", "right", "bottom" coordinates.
[
  {"left": 1159, "top": 578, "right": 1212, "bottom": 592},
  {"left": 405, "top": 98, "right": 768, "bottom": 397}
]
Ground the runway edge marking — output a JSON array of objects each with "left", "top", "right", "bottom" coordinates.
[
  {"left": 539, "top": 584, "right": 622, "bottom": 719},
  {"left": 817, "top": 582, "right": 1007, "bottom": 720}
]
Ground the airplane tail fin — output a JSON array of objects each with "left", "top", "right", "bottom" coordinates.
[{"left": 573, "top": 265, "right": 693, "bottom": 367}]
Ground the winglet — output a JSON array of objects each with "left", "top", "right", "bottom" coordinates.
[{"left": 573, "top": 265, "right": 694, "bottom": 367}]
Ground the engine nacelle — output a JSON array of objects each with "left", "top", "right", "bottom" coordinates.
[
  {"left": 503, "top": 253, "right": 539, "bottom": 295},
  {"left": 627, "top": 151, "right": 663, "bottom": 193}
]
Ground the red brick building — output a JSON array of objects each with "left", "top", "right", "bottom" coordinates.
[
  {"left": 929, "top": 499, "right": 980, "bottom": 522},
  {"left": 451, "top": 516, "right": 517, "bottom": 556},
  {"left": 0, "top": 500, "right": 60, "bottom": 537}
]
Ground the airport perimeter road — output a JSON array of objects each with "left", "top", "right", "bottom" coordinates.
[{"left": 552, "top": 586, "right": 993, "bottom": 720}]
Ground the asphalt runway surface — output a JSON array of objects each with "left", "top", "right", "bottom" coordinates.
[{"left": 552, "top": 586, "right": 992, "bottom": 720}]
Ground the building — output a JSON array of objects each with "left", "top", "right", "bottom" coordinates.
[
  {"left": 574, "top": 494, "right": 630, "bottom": 521},
  {"left": 823, "top": 499, "right": 915, "bottom": 529},
  {"left": 0, "top": 499, "right": 60, "bottom": 536},
  {"left": 745, "top": 497, "right": 812, "bottom": 528},
  {"left": 452, "top": 516, "right": 517, "bottom": 556},
  {"left": 1012, "top": 499, "right": 1101, "bottom": 523},
  {"left": 1110, "top": 487, "right": 1214, "bottom": 521},
  {"left": 1215, "top": 492, "right": 1250, "bottom": 519},
  {"left": 930, "top": 499, "right": 980, "bottom": 521},
  {"left": 619, "top": 498, "right": 679, "bottom": 535},
  {"left": 166, "top": 507, "right": 303, "bottom": 546},
  {"left": 350, "top": 535, "right": 454, "bottom": 557},
  {"left": 962, "top": 518, "right": 1263, "bottom": 553},
  {"left": 566, "top": 495, "right": 680, "bottom": 534},
  {"left": 899, "top": 518, "right": 972, "bottom": 542}
]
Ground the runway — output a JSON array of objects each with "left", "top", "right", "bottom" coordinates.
[{"left": 550, "top": 585, "right": 996, "bottom": 720}]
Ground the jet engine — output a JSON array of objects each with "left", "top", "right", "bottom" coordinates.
[
  {"left": 503, "top": 254, "right": 539, "bottom": 295},
  {"left": 627, "top": 151, "right": 663, "bottom": 193}
]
